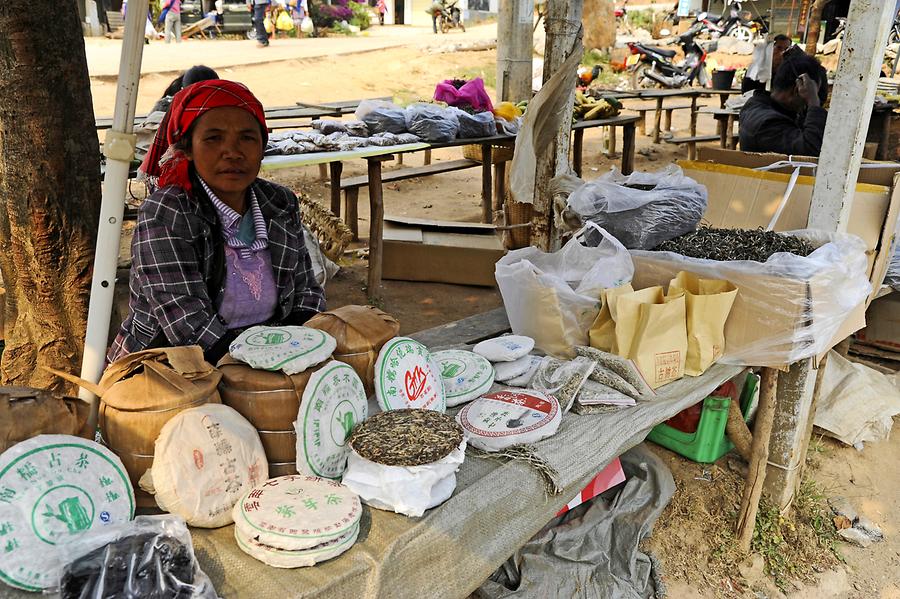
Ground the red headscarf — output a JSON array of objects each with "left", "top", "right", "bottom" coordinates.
[{"left": 139, "top": 79, "right": 267, "bottom": 195}]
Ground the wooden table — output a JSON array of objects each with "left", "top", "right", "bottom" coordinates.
[
  {"left": 632, "top": 89, "right": 702, "bottom": 144},
  {"left": 698, "top": 88, "right": 743, "bottom": 109},
  {"left": 699, "top": 106, "right": 740, "bottom": 150},
  {"left": 571, "top": 114, "right": 641, "bottom": 176}
]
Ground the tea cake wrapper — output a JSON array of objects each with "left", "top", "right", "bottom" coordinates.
[
  {"left": 432, "top": 350, "right": 495, "bottom": 407},
  {"left": 232, "top": 475, "right": 361, "bottom": 551},
  {"left": 230, "top": 326, "right": 337, "bottom": 375},
  {"left": 374, "top": 337, "right": 445, "bottom": 412},
  {"left": 145, "top": 404, "right": 268, "bottom": 528},
  {"left": 493, "top": 354, "right": 536, "bottom": 383},
  {"left": 0, "top": 435, "right": 135, "bottom": 591},
  {"left": 295, "top": 361, "right": 368, "bottom": 480},
  {"left": 505, "top": 356, "right": 544, "bottom": 387},
  {"left": 472, "top": 335, "right": 535, "bottom": 362},
  {"left": 456, "top": 390, "right": 562, "bottom": 452},
  {"left": 234, "top": 521, "right": 359, "bottom": 568}
]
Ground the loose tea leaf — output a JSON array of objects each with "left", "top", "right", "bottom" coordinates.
[
  {"left": 653, "top": 227, "right": 815, "bottom": 262},
  {"left": 349, "top": 409, "right": 463, "bottom": 467}
]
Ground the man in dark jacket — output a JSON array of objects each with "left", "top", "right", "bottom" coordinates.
[{"left": 739, "top": 53, "right": 828, "bottom": 156}]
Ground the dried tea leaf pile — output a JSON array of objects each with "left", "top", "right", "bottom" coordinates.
[
  {"left": 654, "top": 227, "right": 815, "bottom": 262},
  {"left": 349, "top": 409, "right": 463, "bottom": 467}
]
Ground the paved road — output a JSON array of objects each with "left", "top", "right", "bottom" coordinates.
[{"left": 85, "top": 23, "right": 498, "bottom": 78}]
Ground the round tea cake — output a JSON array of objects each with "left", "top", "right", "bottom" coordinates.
[
  {"left": 374, "top": 337, "right": 445, "bottom": 412},
  {"left": 149, "top": 403, "right": 268, "bottom": 528},
  {"left": 504, "top": 356, "right": 544, "bottom": 387},
  {"left": 295, "top": 361, "right": 368, "bottom": 480},
  {"left": 456, "top": 390, "right": 562, "bottom": 452},
  {"left": 0, "top": 435, "right": 135, "bottom": 591},
  {"left": 472, "top": 336, "right": 535, "bottom": 362},
  {"left": 432, "top": 350, "right": 495, "bottom": 407},
  {"left": 234, "top": 521, "right": 359, "bottom": 568},
  {"left": 348, "top": 409, "right": 463, "bottom": 467},
  {"left": 493, "top": 354, "right": 536, "bottom": 383},
  {"left": 229, "top": 326, "right": 336, "bottom": 375},
  {"left": 232, "top": 475, "right": 361, "bottom": 551}
]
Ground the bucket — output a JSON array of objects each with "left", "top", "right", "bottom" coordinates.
[{"left": 712, "top": 69, "right": 736, "bottom": 90}]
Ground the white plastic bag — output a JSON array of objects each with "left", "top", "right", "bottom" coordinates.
[
  {"left": 495, "top": 223, "right": 634, "bottom": 357},
  {"left": 57, "top": 515, "right": 217, "bottom": 599},
  {"left": 631, "top": 230, "right": 872, "bottom": 368},
  {"left": 341, "top": 439, "right": 466, "bottom": 517},
  {"left": 565, "top": 165, "right": 708, "bottom": 250},
  {"left": 300, "top": 15, "right": 314, "bottom": 33},
  {"left": 302, "top": 225, "right": 339, "bottom": 286}
]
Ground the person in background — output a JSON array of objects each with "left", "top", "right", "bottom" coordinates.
[
  {"left": 376, "top": 0, "right": 386, "bottom": 25},
  {"left": 251, "top": 0, "right": 271, "bottom": 46},
  {"left": 739, "top": 53, "right": 829, "bottom": 156},
  {"left": 108, "top": 80, "right": 325, "bottom": 365},
  {"left": 162, "top": 0, "right": 182, "bottom": 43},
  {"left": 139, "top": 65, "right": 221, "bottom": 188},
  {"left": 741, "top": 34, "right": 792, "bottom": 93},
  {"left": 429, "top": 0, "right": 443, "bottom": 33}
]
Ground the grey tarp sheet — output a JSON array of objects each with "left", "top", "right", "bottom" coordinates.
[
  {"left": 0, "top": 364, "right": 740, "bottom": 599},
  {"left": 475, "top": 444, "right": 675, "bottom": 599}
]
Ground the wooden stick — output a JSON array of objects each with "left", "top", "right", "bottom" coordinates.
[
  {"left": 725, "top": 396, "right": 753, "bottom": 462},
  {"left": 735, "top": 367, "right": 778, "bottom": 553}
]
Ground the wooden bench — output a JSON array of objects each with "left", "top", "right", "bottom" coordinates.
[
  {"left": 339, "top": 158, "right": 483, "bottom": 239},
  {"left": 106, "top": 10, "right": 124, "bottom": 32},
  {"left": 664, "top": 134, "right": 720, "bottom": 160},
  {"left": 627, "top": 103, "right": 704, "bottom": 136}
]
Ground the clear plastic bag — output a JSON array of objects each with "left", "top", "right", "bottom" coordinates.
[
  {"left": 358, "top": 100, "right": 409, "bottom": 135},
  {"left": 495, "top": 223, "right": 634, "bottom": 358},
  {"left": 453, "top": 109, "right": 497, "bottom": 139},
  {"left": 630, "top": 230, "right": 872, "bottom": 368},
  {"left": 57, "top": 515, "right": 218, "bottom": 599},
  {"left": 566, "top": 165, "right": 708, "bottom": 250},
  {"left": 404, "top": 103, "right": 460, "bottom": 142}
]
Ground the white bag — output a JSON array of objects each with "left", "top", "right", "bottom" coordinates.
[
  {"left": 300, "top": 16, "right": 314, "bottom": 33},
  {"left": 495, "top": 223, "right": 634, "bottom": 358}
]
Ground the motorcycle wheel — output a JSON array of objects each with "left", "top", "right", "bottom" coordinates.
[
  {"left": 630, "top": 64, "right": 658, "bottom": 89},
  {"left": 729, "top": 24, "right": 754, "bottom": 43},
  {"left": 246, "top": 28, "right": 256, "bottom": 40},
  {"left": 890, "top": 29, "right": 900, "bottom": 46}
]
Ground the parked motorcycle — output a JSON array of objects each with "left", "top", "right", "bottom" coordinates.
[
  {"left": 437, "top": 0, "right": 465, "bottom": 34},
  {"left": 695, "top": 0, "right": 760, "bottom": 43},
  {"left": 627, "top": 25, "right": 711, "bottom": 89}
]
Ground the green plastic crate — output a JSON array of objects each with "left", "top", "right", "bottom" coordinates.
[{"left": 647, "top": 374, "right": 758, "bottom": 464}]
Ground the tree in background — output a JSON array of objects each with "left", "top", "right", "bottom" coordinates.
[
  {"left": 583, "top": 0, "right": 615, "bottom": 51},
  {"left": 805, "top": 0, "right": 832, "bottom": 55},
  {"left": 0, "top": 1, "right": 101, "bottom": 390}
]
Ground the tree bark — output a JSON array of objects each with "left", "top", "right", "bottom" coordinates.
[
  {"left": 805, "top": 0, "right": 830, "bottom": 55},
  {"left": 0, "top": 1, "right": 101, "bottom": 391}
]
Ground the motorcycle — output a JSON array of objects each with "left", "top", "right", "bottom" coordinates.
[
  {"left": 695, "top": 0, "right": 759, "bottom": 43},
  {"left": 626, "top": 25, "right": 711, "bottom": 89},
  {"left": 436, "top": 0, "right": 465, "bottom": 34}
]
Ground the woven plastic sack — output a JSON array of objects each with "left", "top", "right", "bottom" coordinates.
[
  {"left": 630, "top": 230, "right": 872, "bottom": 368},
  {"left": 433, "top": 78, "right": 494, "bottom": 112},
  {"left": 454, "top": 109, "right": 498, "bottom": 139},
  {"left": 566, "top": 165, "right": 708, "bottom": 250},
  {"left": 495, "top": 223, "right": 634, "bottom": 358},
  {"left": 57, "top": 516, "right": 217, "bottom": 599},
  {"left": 404, "top": 103, "right": 459, "bottom": 142}
]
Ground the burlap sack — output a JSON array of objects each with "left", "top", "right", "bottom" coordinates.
[
  {"left": 0, "top": 386, "right": 90, "bottom": 452},
  {"left": 668, "top": 271, "right": 738, "bottom": 376},
  {"left": 217, "top": 354, "right": 328, "bottom": 468},
  {"left": 305, "top": 305, "right": 400, "bottom": 394}
]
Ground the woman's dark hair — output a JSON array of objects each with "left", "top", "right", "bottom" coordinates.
[
  {"left": 159, "top": 65, "right": 220, "bottom": 100},
  {"left": 772, "top": 53, "right": 828, "bottom": 103},
  {"left": 161, "top": 74, "right": 185, "bottom": 99}
]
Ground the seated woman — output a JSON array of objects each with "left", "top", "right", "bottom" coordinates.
[{"left": 108, "top": 79, "right": 325, "bottom": 365}]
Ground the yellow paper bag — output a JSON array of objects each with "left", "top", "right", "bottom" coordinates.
[
  {"left": 668, "top": 271, "right": 738, "bottom": 376},
  {"left": 589, "top": 283, "right": 634, "bottom": 353},
  {"left": 615, "top": 287, "right": 688, "bottom": 389}
]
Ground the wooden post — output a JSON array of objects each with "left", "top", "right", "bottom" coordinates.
[
  {"left": 329, "top": 160, "right": 342, "bottom": 217},
  {"left": 529, "top": 0, "right": 583, "bottom": 251},
  {"left": 366, "top": 156, "right": 388, "bottom": 301},
  {"left": 481, "top": 143, "right": 493, "bottom": 224},
  {"left": 736, "top": 367, "right": 778, "bottom": 553},
  {"left": 573, "top": 128, "right": 584, "bottom": 177},
  {"left": 497, "top": 0, "right": 534, "bottom": 103},
  {"left": 808, "top": 0, "right": 896, "bottom": 232},
  {"left": 653, "top": 97, "right": 664, "bottom": 143},
  {"left": 621, "top": 122, "right": 635, "bottom": 175}
]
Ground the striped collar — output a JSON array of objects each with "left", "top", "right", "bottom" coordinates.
[{"left": 198, "top": 177, "right": 269, "bottom": 258}]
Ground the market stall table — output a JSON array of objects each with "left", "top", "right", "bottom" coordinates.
[
  {"left": 632, "top": 89, "right": 702, "bottom": 144},
  {"left": 0, "top": 308, "right": 743, "bottom": 599},
  {"left": 571, "top": 114, "right": 640, "bottom": 177},
  {"left": 698, "top": 106, "right": 740, "bottom": 150}
]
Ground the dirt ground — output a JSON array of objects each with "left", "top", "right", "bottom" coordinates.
[{"left": 90, "top": 39, "right": 900, "bottom": 597}]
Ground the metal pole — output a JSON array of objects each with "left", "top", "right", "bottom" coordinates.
[{"left": 78, "top": 0, "right": 148, "bottom": 431}]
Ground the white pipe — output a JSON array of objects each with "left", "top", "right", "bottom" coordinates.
[{"left": 78, "top": 0, "right": 149, "bottom": 432}]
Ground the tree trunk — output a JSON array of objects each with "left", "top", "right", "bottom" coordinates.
[
  {"left": 583, "top": 0, "right": 615, "bottom": 51},
  {"left": 805, "top": 0, "right": 830, "bottom": 55},
  {"left": 0, "top": 1, "right": 101, "bottom": 391}
]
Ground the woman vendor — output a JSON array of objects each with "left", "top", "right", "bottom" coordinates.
[{"left": 108, "top": 79, "right": 325, "bottom": 364}]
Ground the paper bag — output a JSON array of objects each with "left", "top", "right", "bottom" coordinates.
[
  {"left": 588, "top": 284, "right": 634, "bottom": 353},
  {"left": 668, "top": 271, "right": 738, "bottom": 376},
  {"left": 615, "top": 286, "right": 688, "bottom": 389}
]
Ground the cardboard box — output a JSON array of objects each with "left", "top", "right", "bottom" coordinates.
[
  {"left": 855, "top": 293, "right": 900, "bottom": 352},
  {"left": 382, "top": 216, "right": 506, "bottom": 287}
]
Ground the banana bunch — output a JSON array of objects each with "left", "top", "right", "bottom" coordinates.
[{"left": 574, "top": 91, "right": 621, "bottom": 120}]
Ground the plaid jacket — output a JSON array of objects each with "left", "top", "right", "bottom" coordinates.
[{"left": 107, "top": 178, "right": 325, "bottom": 363}]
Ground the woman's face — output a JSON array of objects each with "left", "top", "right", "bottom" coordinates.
[{"left": 187, "top": 106, "right": 264, "bottom": 202}]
